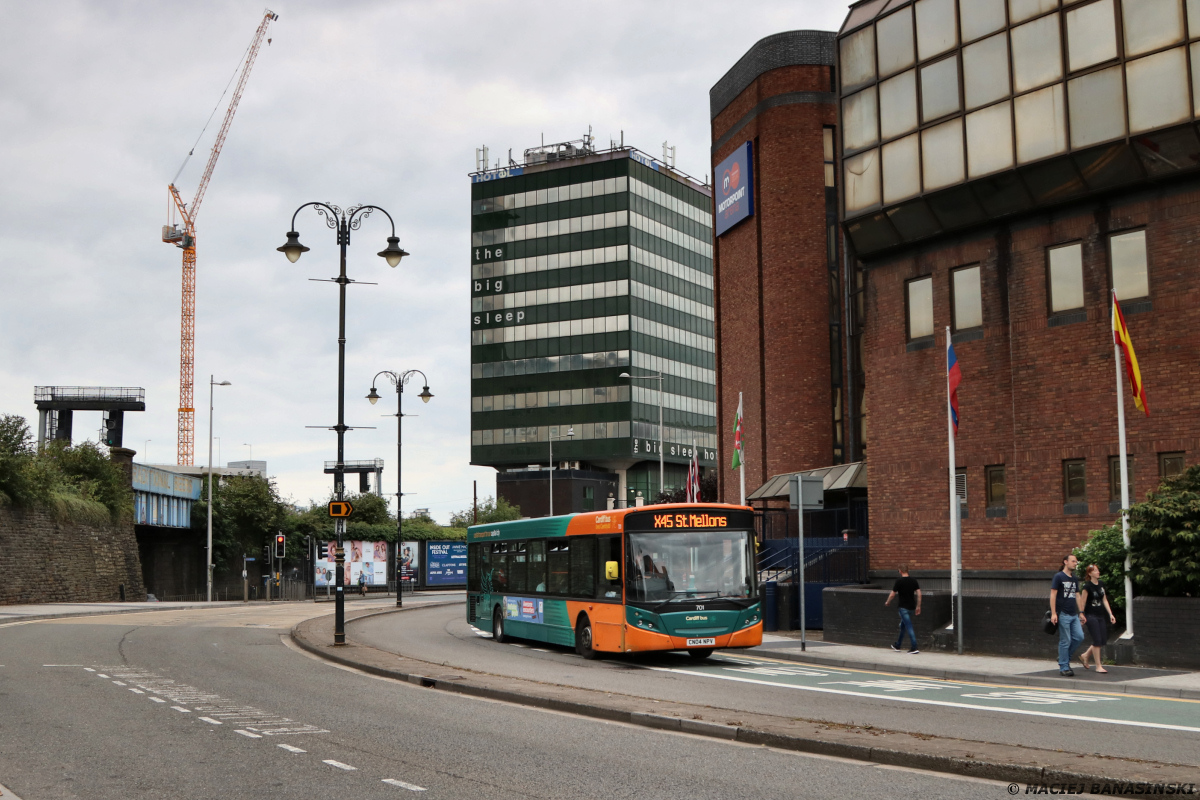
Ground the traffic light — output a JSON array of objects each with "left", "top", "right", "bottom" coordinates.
[
  {"left": 274, "top": 533, "right": 286, "bottom": 560},
  {"left": 102, "top": 410, "right": 124, "bottom": 447}
]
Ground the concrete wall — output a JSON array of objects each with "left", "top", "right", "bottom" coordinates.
[
  {"left": 822, "top": 585, "right": 952, "bottom": 647},
  {"left": 1134, "top": 596, "right": 1200, "bottom": 669},
  {"left": 0, "top": 506, "right": 145, "bottom": 604}
]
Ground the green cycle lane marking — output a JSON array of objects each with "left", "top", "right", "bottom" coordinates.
[{"left": 644, "top": 654, "right": 1200, "bottom": 733}]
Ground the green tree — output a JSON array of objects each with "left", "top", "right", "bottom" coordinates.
[
  {"left": 0, "top": 414, "right": 42, "bottom": 507},
  {"left": 194, "top": 475, "right": 288, "bottom": 574},
  {"left": 448, "top": 495, "right": 522, "bottom": 527},
  {"left": 1074, "top": 522, "right": 1129, "bottom": 609}
]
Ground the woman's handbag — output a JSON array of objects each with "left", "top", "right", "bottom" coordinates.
[{"left": 1043, "top": 610, "right": 1059, "bottom": 635}]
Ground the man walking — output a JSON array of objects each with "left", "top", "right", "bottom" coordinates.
[
  {"left": 1050, "top": 554, "right": 1085, "bottom": 676},
  {"left": 885, "top": 565, "right": 921, "bottom": 654}
]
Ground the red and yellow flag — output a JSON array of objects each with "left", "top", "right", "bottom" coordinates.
[{"left": 1112, "top": 291, "right": 1149, "bottom": 416}]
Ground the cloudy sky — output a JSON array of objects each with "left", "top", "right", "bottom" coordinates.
[{"left": 0, "top": 0, "right": 847, "bottom": 522}]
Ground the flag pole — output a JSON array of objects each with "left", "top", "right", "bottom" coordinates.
[
  {"left": 1113, "top": 294, "right": 1135, "bottom": 639},
  {"left": 946, "top": 327, "right": 963, "bottom": 655},
  {"left": 738, "top": 392, "right": 746, "bottom": 506}
]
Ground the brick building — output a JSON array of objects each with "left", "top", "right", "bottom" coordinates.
[
  {"left": 836, "top": 0, "right": 1200, "bottom": 586},
  {"left": 710, "top": 31, "right": 864, "bottom": 509}
]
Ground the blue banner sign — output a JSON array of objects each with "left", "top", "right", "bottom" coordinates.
[
  {"left": 425, "top": 541, "right": 467, "bottom": 586},
  {"left": 714, "top": 141, "right": 754, "bottom": 236}
]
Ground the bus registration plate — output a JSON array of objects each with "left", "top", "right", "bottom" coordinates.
[{"left": 686, "top": 638, "right": 716, "bottom": 647}]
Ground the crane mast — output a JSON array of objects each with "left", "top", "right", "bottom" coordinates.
[{"left": 163, "top": 9, "right": 277, "bottom": 465}]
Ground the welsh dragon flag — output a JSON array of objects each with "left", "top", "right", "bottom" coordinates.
[{"left": 731, "top": 394, "right": 744, "bottom": 470}]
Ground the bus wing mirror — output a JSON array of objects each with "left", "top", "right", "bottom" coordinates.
[{"left": 605, "top": 561, "right": 619, "bottom": 580}]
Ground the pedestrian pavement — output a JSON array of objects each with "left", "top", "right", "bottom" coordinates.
[{"left": 754, "top": 631, "right": 1200, "bottom": 699}]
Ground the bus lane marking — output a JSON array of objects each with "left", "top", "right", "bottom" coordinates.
[{"left": 644, "top": 658, "right": 1200, "bottom": 733}]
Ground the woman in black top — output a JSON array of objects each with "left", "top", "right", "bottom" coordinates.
[{"left": 1079, "top": 564, "right": 1117, "bottom": 673}]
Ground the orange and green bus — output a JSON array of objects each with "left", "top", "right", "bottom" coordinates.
[{"left": 466, "top": 504, "right": 761, "bottom": 659}]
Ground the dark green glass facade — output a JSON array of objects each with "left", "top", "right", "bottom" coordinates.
[{"left": 470, "top": 152, "right": 716, "bottom": 497}]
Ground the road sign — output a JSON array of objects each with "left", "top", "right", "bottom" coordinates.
[
  {"left": 328, "top": 500, "right": 354, "bottom": 518},
  {"left": 245, "top": 558, "right": 256, "bottom": 562}
]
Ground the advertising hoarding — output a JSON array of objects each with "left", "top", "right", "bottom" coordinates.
[
  {"left": 714, "top": 141, "right": 754, "bottom": 236},
  {"left": 399, "top": 541, "right": 420, "bottom": 584},
  {"left": 425, "top": 542, "right": 467, "bottom": 586},
  {"left": 315, "top": 540, "right": 388, "bottom": 587}
]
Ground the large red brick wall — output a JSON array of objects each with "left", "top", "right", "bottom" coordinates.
[
  {"left": 863, "top": 185, "right": 1200, "bottom": 574},
  {"left": 712, "top": 64, "right": 840, "bottom": 504}
]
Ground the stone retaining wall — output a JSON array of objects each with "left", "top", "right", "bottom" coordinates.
[{"left": 0, "top": 506, "right": 145, "bottom": 604}]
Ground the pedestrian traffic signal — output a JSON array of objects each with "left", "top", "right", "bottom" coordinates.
[{"left": 274, "top": 533, "right": 286, "bottom": 559}]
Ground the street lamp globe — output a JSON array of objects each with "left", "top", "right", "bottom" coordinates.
[
  {"left": 418, "top": 385, "right": 433, "bottom": 404},
  {"left": 277, "top": 231, "right": 309, "bottom": 263},
  {"left": 377, "top": 237, "right": 409, "bottom": 268},
  {"left": 366, "top": 387, "right": 381, "bottom": 405}
]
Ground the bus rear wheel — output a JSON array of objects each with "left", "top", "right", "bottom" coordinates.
[
  {"left": 688, "top": 648, "right": 714, "bottom": 660},
  {"left": 493, "top": 608, "right": 508, "bottom": 644},
  {"left": 575, "top": 617, "right": 600, "bottom": 660}
]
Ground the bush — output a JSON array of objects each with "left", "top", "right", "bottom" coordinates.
[
  {"left": 1128, "top": 464, "right": 1200, "bottom": 598},
  {"left": 1077, "top": 463, "right": 1200, "bottom": 603},
  {"left": 1074, "top": 523, "right": 1129, "bottom": 609}
]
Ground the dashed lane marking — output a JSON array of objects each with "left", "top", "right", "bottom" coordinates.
[
  {"left": 128, "top": 688, "right": 144, "bottom": 694},
  {"left": 199, "top": 717, "right": 223, "bottom": 725},
  {"left": 42, "top": 664, "right": 83, "bottom": 667},
  {"left": 149, "top": 697, "right": 166, "bottom": 703},
  {"left": 324, "top": 760, "right": 356, "bottom": 771},
  {"left": 277, "top": 744, "right": 306, "bottom": 753},
  {"left": 171, "top": 706, "right": 191, "bottom": 713},
  {"left": 96, "top": 673, "right": 109, "bottom": 678},
  {"left": 90, "top": 665, "right": 329, "bottom": 736},
  {"left": 83, "top": 668, "right": 95, "bottom": 672},
  {"left": 235, "top": 730, "right": 262, "bottom": 739},
  {"left": 382, "top": 778, "right": 427, "bottom": 791},
  {"left": 112, "top": 681, "right": 126, "bottom": 686}
]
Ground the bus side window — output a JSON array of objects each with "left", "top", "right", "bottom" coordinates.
[
  {"left": 492, "top": 542, "right": 509, "bottom": 592},
  {"left": 479, "top": 545, "right": 492, "bottom": 592},
  {"left": 528, "top": 541, "right": 547, "bottom": 593},
  {"left": 548, "top": 543, "right": 569, "bottom": 595},
  {"left": 597, "top": 535, "right": 621, "bottom": 599},
  {"left": 570, "top": 537, "right": 596, "bottom": 598},
  {"left": 510, "top": 541, "right": 527, "bottom": 593}
]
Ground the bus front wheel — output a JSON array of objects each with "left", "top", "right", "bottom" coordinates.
[
  {"left": 575, "top": 617, "right": 600, "bottom": 660},
  {"left": 688, "top": 648, "right": 714, "bottom": 660},
  {"left": 493, "top": 608, "right": 508, "bottom": 644}
]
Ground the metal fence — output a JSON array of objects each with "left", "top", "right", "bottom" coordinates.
[{"left": 755, "top": 502, "right": 869, "bottom": 542}]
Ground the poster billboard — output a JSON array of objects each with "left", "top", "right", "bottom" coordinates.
[
  {"left": 714, "top": 141, "right": 754, "bottom": 236},
  {"left": 425, "top": 542, "right": 467, "bottom": 586},
  {"left": 399, "top": 541, "right": 420, "bottom": 585},
  {"left": 315, "top": 540, "right": 388, "bottom": 587}
]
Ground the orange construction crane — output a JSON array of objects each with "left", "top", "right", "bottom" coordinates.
[{"left": 163, "top": 9, "right": 277, "bottom": 465}]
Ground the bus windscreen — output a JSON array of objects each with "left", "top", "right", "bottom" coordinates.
[{"left": 627, "top": 529, "right": 755, "bottom": 603}]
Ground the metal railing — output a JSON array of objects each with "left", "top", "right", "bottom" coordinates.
[{"left": 34, "top": 386, "right": 145, "bottom": 404}]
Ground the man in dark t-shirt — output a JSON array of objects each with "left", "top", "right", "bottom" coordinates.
[
  {"left": 1050, "top": 554, "right": 1085, "bottom": 676},
  {"left": 885, "top": 566, "right": 922, "bottom": 654}
]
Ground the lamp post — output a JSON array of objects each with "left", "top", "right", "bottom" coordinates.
[
  {"left": 367, "top": 370, "right": 432, "bottom": 608},
  {"left": 620, "top": 371, "right": 664, "bottom": 501},
  {"left": 243, "top": 443, "right": 253, "bottom": 462},
  {"left": 278, "top": 202, "right": 408, "bottom": 645},
  {"left": 207, "top": 376, "right": 231, "bottom": 602},
  {"left": 547, "top": 426, "right": 574, "bottom": 516}
]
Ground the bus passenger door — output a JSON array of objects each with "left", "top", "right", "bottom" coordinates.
[{"left": 593, "top": 535, "right": 624, "bottom": 651}]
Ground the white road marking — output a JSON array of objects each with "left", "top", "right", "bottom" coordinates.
[
  {"left": 42, "top": 664, "right": 83, "bottom": 667},
  {"left": 84, "top": 667, "right": 95, "bottom": 672},
  {"left": 644, "top": 666, "right": 1200, "bottom": 733},
  {"left": 129, "top": 688, "right": 145, "bottom": 694},
  {"left": 0, "top": 779, "right": 26, "bottom": 799},
  {"left": 199, "top": 717, "right": 223, "bottom": 724},
  {"left": 149, "top": 697, "right": 166, "bottom": 703},
  {"left": 171, "top": 706, "right": 191, "bottom": 713},
  {"left": 277, "top": 743, "right": 306, "bottom": 753},
  {"left": 382, "top": 778, "right": 427, "bottom": 791},
  {"left": 96, "top": 673, "right": 109, "bottom": 678},
  {"left": 324, "top": 760, "right": 356, "bottom": 771},
  {"left": 234, "top": 729, "right": 263, "bottom": 738},
  {"left": 112, "top": 680, "right": 126, "bottom": 686}
]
